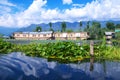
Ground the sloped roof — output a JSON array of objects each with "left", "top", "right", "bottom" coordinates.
[
  {"left": 15, "top": 31, "right": 53, "bottom": 34},
  {"left": 105, "top": 32, "right": 115, "bottom": 35}
]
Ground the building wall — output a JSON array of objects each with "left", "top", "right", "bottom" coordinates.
[{"left": 13, "top": 32, "right": 89, "bottom": 40}]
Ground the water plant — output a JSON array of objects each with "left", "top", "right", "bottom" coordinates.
[{"left": 1, "top": 38, "right": 120, "bottom": 62}]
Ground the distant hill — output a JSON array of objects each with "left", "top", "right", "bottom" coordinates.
[
  {"left": 17, "top": 22, "right": 83, "bottom": 32},
  {"left": 0, "top": 27, "right": 18, "bottom": 36},
  {"left": 0, "top": 21, "right": 120, "bottom": 36},
  {"left": 17, "top": 21, "right": 120, "bottom": 32}
]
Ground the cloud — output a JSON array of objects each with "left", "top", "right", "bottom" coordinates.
[
  {"left": 0, "top": 0, "right": 47, "bottom": 27},
  {"left": 62, "top": 0, "right": 73, "bottom": 5},
  {"left": 72, "top": 4, "right": 84, "bottom": 8},
  {"left": 0, "top": 0, "right": 16, "bottom": 15},
  {"left": 0, "top": 0, "right": 16, "bottom": 7},
  {"left": 0, "top": 0, "right": 120, "bottom": 28}
]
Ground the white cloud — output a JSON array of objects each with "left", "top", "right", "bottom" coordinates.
[
  {"left": 72, "top": 4, "right": 84, "bottom": 8},
  {"left": 0, "top": 0, "right": 16, "bottom": 15},
  {"left": 0, "top": 0, "right": 16, "bottom": 7},
  {"left": 0, "top": 0, "right": 47, "bottom": 27},
  {"left": 62, "top": 0, "right": 73, "bottom": 5},
  {"left": 0, "top": 0, "right": 120, "bottom": 28}
]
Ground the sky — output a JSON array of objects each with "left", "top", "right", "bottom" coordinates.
[{"left": 0, "top": 0, "right": 120, "bottom": 28}]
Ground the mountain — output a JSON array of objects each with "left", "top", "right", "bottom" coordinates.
[
  {"left": 0, "top": 21, "right": 120, "bottom": 36},
  {"left": 17, "top": 22, "right": 86, "bottom": 32},
  {"left": 0, "top": 27, "right": 18, "bottom": 36},
  {"left": 17, "top": 21, "right": 120, "bottom": 32}
]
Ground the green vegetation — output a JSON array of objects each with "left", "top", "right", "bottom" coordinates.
[
  {"left": 35, "top": 26, "right": 42, "bottom": 32},
  {"left": 0, "top": 38, "right": 120, "bottom": 62},
  {"left": 49, "top": 22, "right": 54, "bottom": 32},
  {"left": 116, "top": 24, "right": 120, "bottom": 29},
  {"left": 84, "top": 21, "right": 105, "bottom": 39},
  {"left": 0, "top": 38, "right": 13, "bottom": 53},
  {"left": 66, "top": 29, "right": 73, "bottom": 33},
  {"left": 61, "top": 21, "right": 67, "bottom": 32},
  {"left": 106, "top": 22, "right": 115, "bottom": 31},
  {"left": 79, "top": 21, "right": 82, "bottom": 31}
]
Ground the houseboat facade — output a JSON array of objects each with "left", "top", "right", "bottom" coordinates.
[{"left": 13, "top": 31, "right": 89, "bottom": 40}]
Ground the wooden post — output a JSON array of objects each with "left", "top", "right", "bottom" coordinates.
[
  {"left": 90, "top": 56, "right": 94, "bottom": 71},
  {"left": 90, "top": 40, "right": 94, "bottom": 56}
]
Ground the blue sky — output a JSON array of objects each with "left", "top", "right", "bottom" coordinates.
[
  {"left": 0, "top": 0, "right": 120, "bottom": 28},
  {"left": 8, "top": 0, "right": 93, "bottom": 12}
]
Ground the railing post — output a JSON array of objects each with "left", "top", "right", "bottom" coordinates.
[{"left": 90, "top": 40, "right": 94, "bottom": 56}]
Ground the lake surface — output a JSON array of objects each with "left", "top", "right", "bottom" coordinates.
[{"left": 0, "top": 52, "right": 120, "bottom": 80}]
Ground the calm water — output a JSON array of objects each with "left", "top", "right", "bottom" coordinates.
[{"left": 0, "top": 52, "right": 120, "bottom": 80}]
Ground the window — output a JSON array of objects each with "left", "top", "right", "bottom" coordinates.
[
  {"left": 38, "top": 34, "right": 40, "bottom": 37},
  {"left": 58, "top": 34, "right": 60, "bottom": 37},
  {"left": 32, "top": 34, "right": 36, "bottom": 37},
  {"left": 23, "top": 34, "right": 26, "bottom": 37},
  {"left": 16, "top": 34, "right": 20, "bottom": 36},
  {"left": 43, "top": 34, "right": 46, "bottom": 37}
]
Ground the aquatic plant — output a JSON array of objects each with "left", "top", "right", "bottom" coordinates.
[{"left": 1, "top": 38, "right": 120, "bottom": 62}]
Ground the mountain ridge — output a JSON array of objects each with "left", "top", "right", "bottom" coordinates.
[{"left": 0, "top": 21, "right": 120, "bottom": 36}]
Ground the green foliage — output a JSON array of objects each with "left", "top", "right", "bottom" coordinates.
[
  {"left": 84, "top": 21, "right": 105, "bottom": 39},
  {"left": 0, "top": 39, "right": 120, "bottom": 62},
  {"left": 49, "top": 22, "right": 52, "bottom": 28},
  {"left": 66, "top": 29, "right": 73, "bottom": 33},
  {"left": 106, "top": 22, "right": 115, "bottom": 31},
  {"left": 86, "top": 21, "right": 90, "bottom": 29},
  {"left": 61, "top": 22, "right": 66, "bottom": 32},
  {"left": 116, "top": 24, "right": 120, "bottom": 29},
  {"left": 35, "top": 26, "right": 42, "bottom": 32},
  {"left": 49, "top": 22, "right": 54, "bottom": 32},
  {"left": 79, "top": 21, "right": 82, "bottom": 27},
  {"left": 115, "top": 32, "right": 120, "bottom": 40},
  {"left": 0, "top": 39, "right": 13, "bottom": 53},
  {"left": 92, "top": 21, "right": 101, "bottom": 28},
  {"left": 79, "top": 21, "right": 82, "bottom": 31}
]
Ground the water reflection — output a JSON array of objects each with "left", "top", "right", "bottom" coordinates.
[
  {"left": 90, "top": 57, "right": 94, "bottom": 71},
  {"left": 0, "top": 52, "right": 120, "bottom": 80}
]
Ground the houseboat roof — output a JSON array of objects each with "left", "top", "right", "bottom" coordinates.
[
  {"left": 105, "top": 32, "right": 115, "bottom": 35},
  {"left": 115, "top": 29, "right": 120, "bottom": 32},
  {"left": 15, "top": 31, "right": 53, "bottom": 34}
]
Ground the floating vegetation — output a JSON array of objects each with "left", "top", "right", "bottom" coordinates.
[{"left": 0, "top": 38, "right": 120, "bottom": 62}]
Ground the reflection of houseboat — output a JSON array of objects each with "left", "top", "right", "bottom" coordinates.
[
  {"left": 13, "top": 31, "right": 89, "bottom": 40},
  {"left": 105, "top": 32, "right": 115, "bottom": 44}
]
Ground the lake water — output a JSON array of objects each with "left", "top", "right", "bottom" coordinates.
[{"left": 0, "top": 52, "right": 120, "bottom": 80}]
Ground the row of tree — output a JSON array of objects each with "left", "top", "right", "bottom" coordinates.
[
  {"left": 35, "top": 21, "right": 120, "bottom": 40},
  {"left": 35, "top": 22, "right": 67, "bottom": 32}
]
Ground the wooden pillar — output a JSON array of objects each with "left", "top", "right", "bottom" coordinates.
[
  {"left": 90, "top": 40, "right": 94, "bottom": 56},
  {"left": 90, "top": 56, "right": 94, "bottom": 71}
]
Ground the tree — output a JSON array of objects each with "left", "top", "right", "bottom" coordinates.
[
  {"left": 66, "top": 29, "right": 73, "bottom": 33},
  {"left": 84, "top": 21, "right": 104, "bottom": 40},
  {"left": 79, "top": 21, "right": 82, "bottom": 31},
  {"left": 92, "top": 21, "right": 101, "bottom": 28},
  {"left": 49, "top": 22, "right": 52, "bottom": 28},
  {"left": 35, "top": 26, "right": 42, "bottom": 32},
  {"left": 49, "top": 22, "right": 54, "bottom": 32},
  {"left": 106, "top": 22, "right": 115, "bottom": 31},
  {"left": 91, "top": 21, "right": 101, "bottom": 39},
  {"left": 116, "top": 24, "right": 120, "bottom": 29},
  {"left": 61, "top": 21, "right": 66, "bottom": 32},
  {"left": 87, "top": 21, "right": 90, "bottom": 29}
]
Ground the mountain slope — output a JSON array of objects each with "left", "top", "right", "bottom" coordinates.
[{"left": 0, "top": 27, "right": 18, "bottom": 36}]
